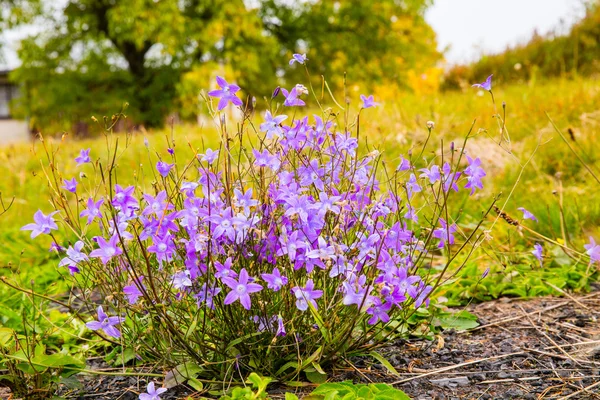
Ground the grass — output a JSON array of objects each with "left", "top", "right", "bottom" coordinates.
[{"left": 1, "top": 76, "right": 599, "bottom": 330}]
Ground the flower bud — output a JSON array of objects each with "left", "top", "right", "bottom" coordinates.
[
  {"left": 426, "top": 121, "right": 435, "bottom": 129},
  {"left": 272, "top": 86, "right": 281, "bottom": 98}
]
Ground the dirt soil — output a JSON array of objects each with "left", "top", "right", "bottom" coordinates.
[{"left": 3, "top": 289, "right": 600, "bottom": 399}]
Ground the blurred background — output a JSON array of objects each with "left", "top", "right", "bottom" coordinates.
[{"left": 0, "top": 0, "right": 597, "bottom": 137}]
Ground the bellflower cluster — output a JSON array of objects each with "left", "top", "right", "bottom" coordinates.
[{"left": 24, "top": 71, "right": 507, "bottom": 379}]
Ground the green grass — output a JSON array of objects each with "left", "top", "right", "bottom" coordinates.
[{"left": 1, "top": 76, "right": 599, "bottom": 330}]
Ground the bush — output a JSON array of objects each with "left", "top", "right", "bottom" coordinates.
[{"left": 20, "top": 64, "right": 501, "bottom": 385}]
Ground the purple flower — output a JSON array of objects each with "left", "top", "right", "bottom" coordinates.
[
  {"left": 221, "top": 268, "right": 263, "bottom": 310},
  {"left": 200, "top": 148, "right": 219, "bottom": 165},
  {"left": 276, "top": 315, "right": 286, "bottom": 337},
  {"left": 167, "top": 148, "right": 174, "bottom": 155},
  {"left": 414, "top": 284, "right": 433, "bottom": 308},
  {"left": 281, "top": 86, "right": 306, "bottom": 107},
  {"left": 472, "top": 74, "right": 493, "bottom": 91},
  {"left": 432, "top": 218, "right": 457, "bottom": 248},
  {"left": 62, "top": 178, "right": 78, "bottom": 193},
  {"left": 124, "top": 281, "right": 144, "bottom": 305},
  {"left": 532, "top": 243, "right": 543, "bottom": 266},
  {"left": 112, "top": 185, "right": 138, "bottom": 213},
  {"left": 291, "top": 279, "right": 323, "bottom": 311},
  {"left": 147, "top": 234, "right": 175, "bottom": 265},
  {"left": 518, "top": 207, "right": 538, "bottom": 222},
  {"left": 234, "top": 188, "right": 258, "bottom": 215},
  {"left": 142, "top": 191, "right": 173, "bottom": 217},
  {"left": 360, "top": 94, "right": 378, "bottom": 109},
  {"left": 419, "top": 165, "right": 441, "bottom": 184},
  {"left": 208, "top": 76, "right": 243, "bottom": 111},
  {"left": 89, "top": 235, "right": 123, "bottom": 265},
  {"left": 396, "top": 155, "right": 411, "bottom": 172},
  {"left": 139, "top": 381, "right": 167, "bottom": 400},
  {"left": 253, "top": 149, "right": 281, "bottom": 171},
  {"left": 21, "top": 210, "right": 59, "bottom": 238},
  {"left": 172, "top": 270, "right": 192, "bottom": 291},
  {"left": 80, "top": 198, "right": 104, "bottom": 225},
  {"left": 86, "top": 306, "right": 124, "bottom": 338},
  {"left": 156, "top": 161, "right": 174, "bottom": 178},
  {"left": 260, "top": 111, "right": 287, "bottom": 139},
  {"left": 585, "top": 237, "right": 600, "bottom": 264},
  {"left": 405, "top": 174, "right": 421, "bottom": 199},
  {"left": 58, "top": 241, "right": 88, "bottom": 274},
  {"left": 442, "top": 162, "right": 460, "bottom": 192},
  {"left": 289, "top": 53, "right": 307, "bottom": 65},
  {"left": 75, "top": 148, "right": 91, "bottom": 164},
  {"left": 195, "top": 283, "right": 221, "bottom": 310},
  {"left": 366, "top": 297, "right": 392, "bottom": 325},
  {"left": 214, "top": 257, "right": 238, "bottom": 280},
  {"left": 261, "top": 267, "right": 288, "bottom": 291},
  {"left": 464, "top": 155, "right": 486, "bottom": 195}
]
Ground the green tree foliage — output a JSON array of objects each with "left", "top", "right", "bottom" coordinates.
[
  {"left": 7, "top": 0, "right": 440, "bottom": 130},
  {"left": 260, "top": 0, "right": 440, "bottom": 91},
  {"left": 443, "top": 1, "right": 600, "bottom": 90}
]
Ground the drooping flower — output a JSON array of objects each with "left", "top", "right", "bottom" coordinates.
[
  {"left": 360, "top": 94, "right": 378, "bottom": 109},
  {"left": 21, "top": 210, "right": 59, "bottom": 239},
  {"left": 199, "top": 148, "right": 219, "bottom": 165},
  {"left": 208, "top": 76, "right": 243, "bottom": 111},
  {"left": 89, "top": 235, "right": 123, "bottom": 265},
  {"left": 86, "top": 306, "right": 124, "bottom": 338},
  {"left": 221, "top": 268, "right": 263, "bottom": 310},
  {"left": 289, "top": 53, "right": 307, "bottom": 65},
  {"left": 291, "top": 279, "right": 323, "bottom": 311},
  {"left": 405, "top": 174, "right": 421, "bottom": 199},
  {"left": 472, "top": 74, "right": 493, "bottom": 91},
  {"left": 276, "top": 314, "right": 286, "bottom": 337},
  {"left": 517, "top": 207, "right": 538, "bottom": 222},
  {"left": 139, "top": 381, "right": 167, "bottom": 400},
  {"left": 532, "top": 243, "right": 543, "bottom": 266},
  {"left": 62, "top": 178, "right": 78, "bottom": 193},
  {"left": 396, "top": 155, "right": 411, "bottom": 172},
  {"left": 75, "top": 148, "right": 91, "bottom": 164},
  {"left": 156, "top": 161, "right": 174, "bottom": 178}
]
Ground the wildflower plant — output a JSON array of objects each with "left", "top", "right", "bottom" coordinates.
[{"left": 23, "top": 61, "right": 511, "bottom": 383}]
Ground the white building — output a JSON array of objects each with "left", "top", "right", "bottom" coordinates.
[{"left": 0, "top": 70, "right": 29, "bottom": 146}]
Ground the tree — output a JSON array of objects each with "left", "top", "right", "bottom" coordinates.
[{"left": 8, "top": 0, "right": 440, "bottom": 131}]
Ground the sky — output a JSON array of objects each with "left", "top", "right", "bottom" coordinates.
[
  {"left": 0, "top": 0, "right": 589, "bottom": 69},
  {"left": 425, "top": 0, "right": 587, "bottom": 64}
]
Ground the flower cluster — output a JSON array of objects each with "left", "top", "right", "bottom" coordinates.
[{"left": 23, "top": 71, "right": 505, "bottom": 378}]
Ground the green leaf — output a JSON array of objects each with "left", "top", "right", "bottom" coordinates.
[
  {"left": 305, "top": 366, "right": 327, "bottom": 384},
  {"left": 187, "top": 378, "right": 204, "bottom": 392},
  {"left": 368, "top": 351, "right": 399, "bottom": 376},
  {"left": 307, "top": 302, "right": 331, "bottom": 345},
  {"left": 0, "top": 327, "right": 14, "bottom": 347},
  {"left": 285, "top": 393, "right": 300, "bottom": 400},
  {"left": 164, "top": 361, "right": 203, "bottom": 388}
]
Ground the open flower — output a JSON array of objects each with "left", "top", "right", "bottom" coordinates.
[
  {"left": 86, "top": 306, "right": 124, "bottom": 338},
  {"left": 221, "top": 268, "right": 262, "bottom": 310},
  {"left": 139, "top": 381, "right": 167, "bottom": 400},
  {"left": 208, "top": 76, "right": 243, "bottom": 111},
  {"left": 360, "top": 94, "right": 378, "bottom": 109},
  {"left": 21, "top": 210, "right": 59, "bottom": 239}
]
